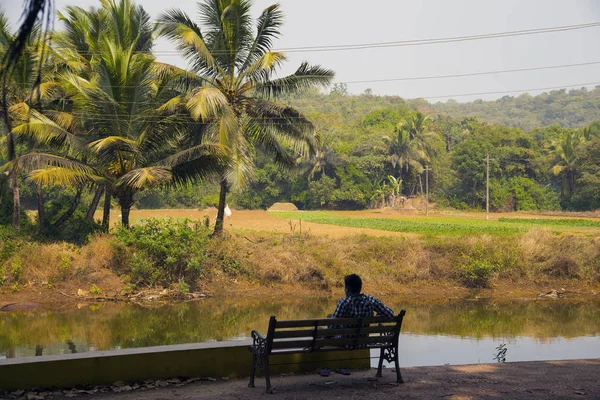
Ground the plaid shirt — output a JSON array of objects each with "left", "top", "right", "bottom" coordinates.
[{"left": 332, "top": 294, "right": 394, "bottom": 319}]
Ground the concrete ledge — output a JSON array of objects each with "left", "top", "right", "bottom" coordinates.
[{"left": 0, "top": 340, "right": 369, "bottom": 391}]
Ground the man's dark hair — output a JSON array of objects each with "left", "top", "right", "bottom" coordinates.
[{"left": 344, "top": 274, "right": 362, "bottom": 294}]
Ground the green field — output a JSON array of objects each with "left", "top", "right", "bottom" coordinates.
[{"left": 272, "top": 212, "right": 600, "bottom": 236}]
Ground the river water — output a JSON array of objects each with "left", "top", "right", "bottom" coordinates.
[{"left": 1, "top": 297, "right": 599, "bottom": 367}]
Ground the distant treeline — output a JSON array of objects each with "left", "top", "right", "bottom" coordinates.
[{"left": 4, "top": 87, "right": 600, "bottom": 219}]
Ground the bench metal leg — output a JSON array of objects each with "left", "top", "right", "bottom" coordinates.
[
  {"left": 376, "top": 348, "right": 385, "bottom": 378},
  {"left": 264, "top": 355, "right": 273, "bottom": 394},
  {"left": 248, "top": 353, "right": 257, "bottom": 388},
  {"left": 394, "top": 350, "right": 404, "bottom": 383}
]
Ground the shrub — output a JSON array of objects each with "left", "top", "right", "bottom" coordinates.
[
  {"left": 176, "top": 279, "right": 190, "bottom": 294},
  {"left": 42, "top": 204, "right": 102, "bottom": 245},
  {"left": 0, "top": 227, "right": 23, "bottom": 265},
  {"left": 90, "top": 284, "right": 103, "bottom": 295},
  {"left": 59, "top": 253, "right": 71, "bottom": 280},
  {"left": 459, "top": 257, "right": 496, "bottom": 288},
  {"left": 10, "top": 257, "right": 23, "bottom": 283},
  {"left": 128, "top": 251, "right": 160, "bottom": 287},
  {"left": 114, "top": 218, "right": 210, "bottom": 288}
]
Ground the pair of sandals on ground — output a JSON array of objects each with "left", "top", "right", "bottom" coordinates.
[{"left": 318, "top": 367, "right": 351, "bottom": 377}]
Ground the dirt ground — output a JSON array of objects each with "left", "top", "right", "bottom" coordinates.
[
  {"left": 103, "top": 208, "right": 418, "bottom": 238},
  {"left": 103, "top": 208, "right": 600, "bottom": 236},
  {"left": 59, "top": 359, "right": 600, "bottom": 400}
]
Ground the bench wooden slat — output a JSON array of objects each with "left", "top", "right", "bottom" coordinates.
[
  {"left": 271, "top": 335, "right": 396, "bottom": 350},
  {"left": 271, "top": 344, "right": 391, "bottom": 355},
  {"left": 275, "top": 316, "right": 398, "bottom": 329},
  {"left": 271, "top": 339, "right": 314, "bottom": 350},
  {"left": 273, "top": 325, "right": 396, "bottom": 339},
  {"left": 318, "top": 336, "right": 395, "bottom": 347}
]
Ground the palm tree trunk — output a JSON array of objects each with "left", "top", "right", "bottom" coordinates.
[
  {"left": 52, "top": 185, "right": 83, "bottom": 228},
  {"left": 213, "top": 176, "right": 228, "bottom": 235},
  {"left": 102, "top": 186, "right": 112, "bottom": 231},
  {"left": 8, "top": 168, "right": 20, "bottom": 231},
  {"left": 36, "top": 182, "right": 45, "bottom": 234},
  {"left": 567, "top": 170, "right": 575, "bottom": 197},
  {"left": 119, "top": 192, "right": 135, "bottom": 229},
  {"left": 86, "top": 187, "right": 104, "bottom": 223}
]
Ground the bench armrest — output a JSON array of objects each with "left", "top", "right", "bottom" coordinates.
[
  {"left": 251, "top": 330, "right": 266, "bottom": 342},
  {"left": 249, "top": 330, "right": 268, "bottom": 354}
]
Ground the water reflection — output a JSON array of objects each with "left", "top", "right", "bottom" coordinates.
[
  {"left": 1, "top": 298, "right": 599, "bottom": 365},
  {"left": 390, "top": 334, "right": 600, "bottom": 367}
]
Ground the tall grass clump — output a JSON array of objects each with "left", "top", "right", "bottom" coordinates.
[
  {"left": 519, "top": 230, "right": 600, "bottom": 280},
  {"left": 113, "top": 218, "right": 211, "bottom": 289}
]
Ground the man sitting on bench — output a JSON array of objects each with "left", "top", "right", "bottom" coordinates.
[
  {"left": 333, "top": 274, "right": 394, "bottom": 320},
  {"left": 321, "top": 274, "right": 394, "bottom": 376}
]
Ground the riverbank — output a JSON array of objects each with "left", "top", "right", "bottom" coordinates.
[
  {"left": 1, "top": 278, "right": 599, "bottom": 309},
  {"left": 1, "top": 213, "right": 599, "bottom": 307},
  {"left": 3, "top": 359, "right": 598, "bottom": 399}
]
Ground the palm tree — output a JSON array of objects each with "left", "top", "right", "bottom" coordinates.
[
  {"left": 398, "top": 111, "right": 438, "bottom": 161},
  {"left": 0, "top": 13, "right": 87, "bottom": 231},
  {"left": 582, "top": 121, "right": 600, "bottom": 140},
  {"left": 385, "top": 128, "right": 426, "bottom": 195},
  {"left": 0, "top": 0, "right": 53, "bottom": 155},
  {"left": 393, "top": 111, "right": 439, "bottom": 195},
  {"left": 158, "top": 0, "right": 334, "bottom": 234},
  {"left": 0, "top": 13, "right": 38, "bottom": 230},
  {"left": 44, "top": 0, "right": 225, "bottom": 229},
  {"left": 551, "top": 130, "right": 585, "bottom": 197}
]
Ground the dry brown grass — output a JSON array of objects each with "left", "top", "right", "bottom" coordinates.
[
  {"left": 2, "top": 225, "right": 599, "bottom": 300},
  {"left": 3, "top": 234, "right": 123, "bottom": 295},
  {"left": 519, "top": 229, "right": 600, "bottom": 280}
]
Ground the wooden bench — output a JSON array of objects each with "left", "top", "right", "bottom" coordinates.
[{"left": 248, "top": 310, "right": 406, "bottom": 393}]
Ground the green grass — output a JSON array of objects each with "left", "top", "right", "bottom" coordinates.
[
  {"left": 272, "top": 212, "right": 600, "bottom": 236},
  {"left": 498, "top": 217, "right": 600, "bottom": 228},
  {"left": 272, "top": 212, "right": 525, "bottom": 236}
]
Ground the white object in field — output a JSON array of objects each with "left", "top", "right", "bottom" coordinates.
[{"left": 214, "top": 204, "right": 233, "bottom": 222}]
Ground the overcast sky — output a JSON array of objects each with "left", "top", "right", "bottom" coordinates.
[{"left": 2, "top": 0, "right": 600, "bottom": 102}]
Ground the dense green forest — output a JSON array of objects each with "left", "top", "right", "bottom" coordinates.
[
  {"left": 3, "top": 82, "right": 600, "bottom": 224},
  {"left": 2, "top": 0, "right": 600, "bottom": 244},
  {"left": 135, "top": 86, "right": 600, "bottom": 213}
]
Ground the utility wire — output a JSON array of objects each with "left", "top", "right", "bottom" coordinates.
[
  {"left": 342, "top": 61, "right": 600, "bottom": 85},
  {"left": 10, "top": 60, "right": 600, "bottom": 88},
  {"left": 9, "top": 21, "right": 600, "bottom": 55},
  {"left": 277, "top": 21, "right": 600, "bottom": 53}
]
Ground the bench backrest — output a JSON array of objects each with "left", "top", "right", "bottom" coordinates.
[{"left": 264, "top": 310, "right": 406, "bottom": 354}]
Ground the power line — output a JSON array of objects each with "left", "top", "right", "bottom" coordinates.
[
  {"left": 342, "top": 61, "right": 600, "bottom": 85},
  {"left": 9, "top": 21, "right": 600, "bottom": 56},
  {"left": 276, "top": 21, "right": 600, "bottom": 53},
  {"left": 10, "top": 60, "right": 600, "bottom": 89}
]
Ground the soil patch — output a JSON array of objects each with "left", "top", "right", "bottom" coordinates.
[{"left": 37, "top": 359, "right": 599, "bottom": 400}]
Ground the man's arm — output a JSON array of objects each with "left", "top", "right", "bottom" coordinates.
[{"left": 372, "top": 298, "right": 394, "bottom": 318}]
